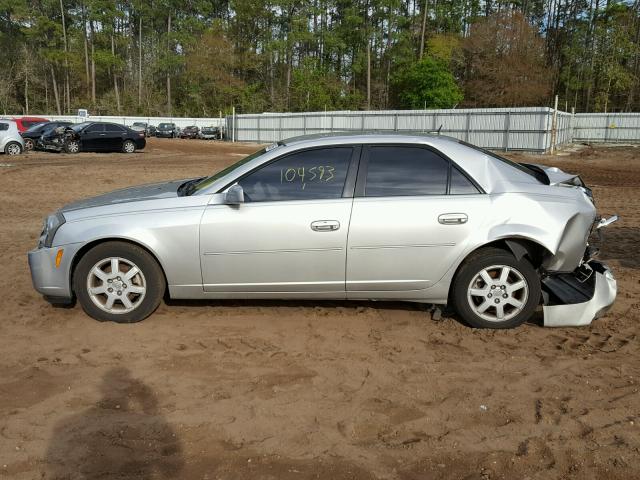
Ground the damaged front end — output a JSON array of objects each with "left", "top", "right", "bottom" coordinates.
[
  {"left": 541, "top": 215, "right": 619, "bottom": 327},
  {"left": 38, "top": 126, "right": 77, "bottom": 152}
]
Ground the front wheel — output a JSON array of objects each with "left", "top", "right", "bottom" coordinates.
[
  {"left": 73, "top": 241, "right": 165, "bottom": 323},
  {"left": 64, "top": 139, "right": 80, "bottom": 154},
  {"left": 451, "top": 248, "right": 541, "bottom": 329},
  {"left": 24, "top": 138, "right": 34, "bottom": 151},
  {"left": 122, "top": 140, "right": 136, "bottom": 153},
  {"left": 5, "top": 141, "right": 22, "bottom": 155}
]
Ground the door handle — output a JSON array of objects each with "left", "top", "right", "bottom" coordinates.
[
  {"left": 311, "top": 220, "right": 340, "bottom": 232},
  {"left": 438, "top": 213, "right": 468, "bottom": 225}
]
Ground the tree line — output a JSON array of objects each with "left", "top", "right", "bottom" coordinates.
[{"left": 0, "top": 0, "right": 638, "bottom": 117}]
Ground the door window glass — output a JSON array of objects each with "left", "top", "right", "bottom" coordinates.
[
  {"left": 0, "top": 123, "right": 8, "bottom": 131},
  {"left": 365, "top": 146, "right": 449, "bottom": 196},
  {"left": 105, "top": 124, "right": 126, "bottom": 132},
  {"left": 238, "top": 147, "right": 352, "bottom": 202},
  {"left": 85, "top": 124, "right": 105, "bottom": 133},
  {"left": 450, "top": 166, "right": 480, "bottom": 194}
]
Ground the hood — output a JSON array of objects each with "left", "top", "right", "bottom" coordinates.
[{"left": 60, "top": 179, "right": 188, "bottom": 212}]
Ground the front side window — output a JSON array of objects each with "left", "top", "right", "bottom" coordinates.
[
  {"left": 84, "top": 124, "right": 104, "bottom": 133},
  {"left": 238, "top": 147, "right": 352, "bottom": 202},
  {"left": 364, "top": 146, "right": 449, "bottom": 197}
]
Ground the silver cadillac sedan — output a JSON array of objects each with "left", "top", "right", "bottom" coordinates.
[{"left": 28, "top": 133, "right": 617, "bottom": 328}]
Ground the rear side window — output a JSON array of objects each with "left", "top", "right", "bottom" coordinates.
[
  {"left": 364, "top": 146, "right": 449, "bottom": 196},
  {"left": 0, "top": 123, "right": 8, "bottom": 131},
  {"left": 450, "top": 166, "right": 480, "bottom": 194},
  {"left": 105, "top": 124, "right": 126, "bottom": 132}
]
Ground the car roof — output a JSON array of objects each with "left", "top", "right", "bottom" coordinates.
[{"left": 279, "top": 131, "right": 461, "bottom": 148}]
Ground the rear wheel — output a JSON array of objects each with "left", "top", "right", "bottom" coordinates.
[
  {"left": 73, "top": 241, "right": 165, "bottom": 323},
  {"left": 5, "top": 142, "right": 22, "bottom": 155},
  {"left": 24, "top": 138, "right": 34, "bottom": 151},
  {"left": 451, "top": 248, "right": 540, "bottom": 329},
  {"left": 122, "top": 140, "right": 136, "bottom": 153}
]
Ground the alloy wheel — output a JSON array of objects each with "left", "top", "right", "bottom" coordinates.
[
  {"left": 86, "top": 257, "right": 147, "bottom": 314},
  {"left": 466, "top": 264, "right": 529, "bottom": 322}
]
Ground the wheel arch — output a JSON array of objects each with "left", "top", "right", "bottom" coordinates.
[{"left": 69, "top": 237, "right": 169, "bottom": 296}]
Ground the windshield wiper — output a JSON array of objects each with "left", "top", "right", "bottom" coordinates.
[{"left": 178, "top": 177, "right": 204, "bottom": 196}]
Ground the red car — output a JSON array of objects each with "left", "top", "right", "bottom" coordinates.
[{"left": 13, "top": 116, "right": 49, "bottom": 133}]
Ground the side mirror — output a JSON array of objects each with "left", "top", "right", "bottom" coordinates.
[{"left": 224, "top": 184, "right": 244, "bottom": 205}]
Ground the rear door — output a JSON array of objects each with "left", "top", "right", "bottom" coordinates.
[
  {"left": 104, "top": 124, "right": 127, "bottom": 151},
  {"left": 346, "top": 144, "right": 489, "bottom": 296}
]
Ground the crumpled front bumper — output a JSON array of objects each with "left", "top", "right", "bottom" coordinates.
[{"left": 542, "top": 261, "right": 616, "bottom": 327}]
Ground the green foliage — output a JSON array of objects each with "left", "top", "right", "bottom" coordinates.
[
  {"left": 392, "top": 57, "right": 463, "bottom": 109},
  {"left": 1, "top": 0, "right": 640, "bottom": 115}
]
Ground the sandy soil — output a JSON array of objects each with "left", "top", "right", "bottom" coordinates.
[{"left": 0, "top": 139, "right": 638, "bottom": 480}]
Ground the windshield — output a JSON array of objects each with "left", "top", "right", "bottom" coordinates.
[
  {"left": 133, "top": 122, "right": 146, "bottom": 127},
  {"left": 70, "top": 122, "right": 92, "bottom": 132},
  {"left": 24, "top": 122, "right": 47, "bottom": 133},
  {"left": 158, "top": 123, "right": 173, "bottom": 129},
  {"left": 188, "top": 147, "right": 268, "bottom": 195}
]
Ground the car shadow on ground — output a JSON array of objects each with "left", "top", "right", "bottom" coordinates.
[
  {"left": 43, "top": 367, "right": 184, "bottom": 479},
  {"left": 164, "top": 297, "right": 546, "bottom": 329}
]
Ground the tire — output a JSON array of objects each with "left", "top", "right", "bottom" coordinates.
[
  {"left": 73, "top": 241, "right": 165, "bottom": 323},
  {"left": 64, "top": 139, "right": 80, "bottom": 154},
  {"left": 122, "top": 140, "right": 136, "bottom": 153},
  {"left": 24, "top": 138, "right": 34, "bottom": 151},
  {"left": 451, "top": 247, "right": 541, "bottom": 329},
  {"left": 5, "top": 141, "right": 22, "bottom": 155}
]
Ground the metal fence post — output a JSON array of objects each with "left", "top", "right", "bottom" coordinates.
[
  {"left": 504, "top": 111, "right": 511, "bottom": 152},
  {"left": 257, "top": 116, "right": 260, "bottom": 143},
  {"left": 465, "top": 112, "right": 471, "bottom": 142},
  {"left": 303, "top": 115, "right": 307, "bottom": 135},
  {"left": 394, "top": 113, "right": 398, "bottom": 131},
  {"left": 279, "top": 116, "right": 283, "bottom": 141}
]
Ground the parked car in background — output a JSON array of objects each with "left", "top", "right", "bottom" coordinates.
[
  {"left": 39, "top": 122, "right": 145, "bottom": 154},
  {"left": 21, "top": 121, "right": 73, "bottom": 150},
  {"left": 146, "top": 124, "right": 157, "bottom": 137},
  {"left": 28, "top": 132, "right": 617, "bottom": 327},
  {"left": 199, "top": 126, "right": 222, "bottom": 140},
  {"left": 13, "top": 116, "right": 49, "bottom": 133},
  {"left": 0, "top": 120, "right": 25, "bottom": 155},
  {"left": 130, "top": 122, "right": 148, "bottom": 137},
  {"left": 180, "top": 125, "right": 200, "bottom": 139},
  {"left": 156, "top": 122, "right": 179, "bottom": 138}
]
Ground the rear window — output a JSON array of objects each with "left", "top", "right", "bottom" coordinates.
[
  {"left": 0, "top": 123, "right": 8, "bottom": 131},
  {"left": 105, "top": 124, "right": 126, "bottom": 132}
]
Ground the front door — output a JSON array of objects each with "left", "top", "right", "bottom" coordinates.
[
  {"left": 81, "top": 123, "right": 106, "bottom": 151},
  {"left": 199, "top": 146, "right": 359, "bottom": 294},
  {"left": 346, "top": 145, "right": 489, "bottom": 295}
]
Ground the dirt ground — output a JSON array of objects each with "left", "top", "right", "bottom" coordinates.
[{"left": 0, "top": 138, "right": 638, "bottom": 480}]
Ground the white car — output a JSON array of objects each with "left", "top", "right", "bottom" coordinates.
[
  {"left": 28, "top": 133, "right": 617, "bottom": 327},
  {"left": 1, "top": 120, "right": 25, "bottom": 155}
]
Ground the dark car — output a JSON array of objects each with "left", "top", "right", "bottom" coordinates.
[
  {"left": 199, "top": 126, "right": 222, "bottom": 140},
  {"left": 156, "top": 122, "right": 178, "bottom": 138},
  {"left": 146, "top": 124, "right": 157, "bottom": 137},
  {"left": 180, "top": 125, "right": 199, "bottom": 139},
  {"left": 39, "top": 122, "right": 146, "bottom": 154},
  {"left": 21, "top": 121, "right": 73, "bottom": 150}
]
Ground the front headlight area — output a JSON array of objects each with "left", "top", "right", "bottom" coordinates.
[{"left": 38, "top": 212, "right": 66, "bottom": 249}]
